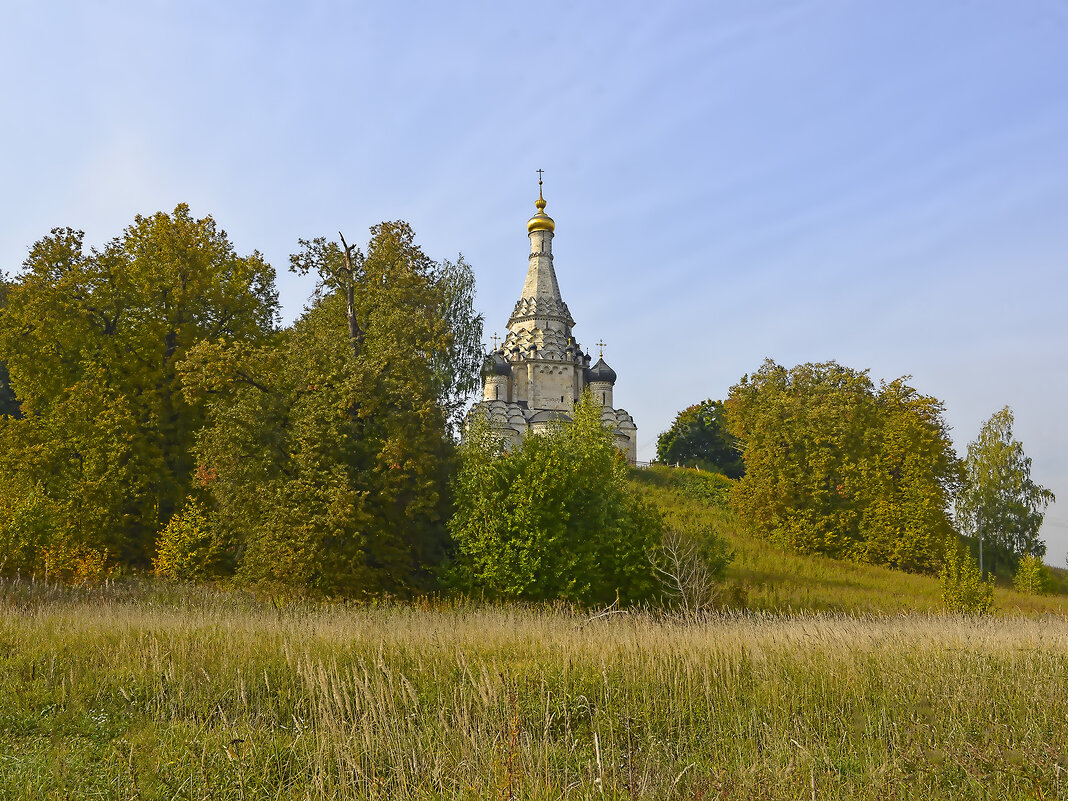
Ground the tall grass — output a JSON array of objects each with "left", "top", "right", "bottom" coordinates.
[{"left": 2, "top": 578, "right": 1067, "bottom": 799}]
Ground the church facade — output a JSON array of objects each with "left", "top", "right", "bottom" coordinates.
[{"left": 469, "top": 181, "right": 637, "bottom": 461}]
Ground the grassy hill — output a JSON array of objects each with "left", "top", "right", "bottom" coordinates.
[{"left": 629, "top": 465, "right": 1068, "bottom": 616}]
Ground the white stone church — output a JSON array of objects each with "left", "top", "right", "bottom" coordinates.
[{"left": 468, "top": 180, "right": 637, "bottom": 462}]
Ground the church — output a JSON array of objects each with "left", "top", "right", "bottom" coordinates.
[{"left": 469, "top": 178, "right": 637, "bottom": 462}]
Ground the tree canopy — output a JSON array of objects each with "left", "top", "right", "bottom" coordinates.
[
  {"left": 0, "top": 206, "right": 278, "bottom": 572},
  {"left": 725, "top": 359, "right": 959, "bottom": 573},
  {"left": 956, "top": 406, "right": 1055, "bottom": 575},
  {"left": 181, "top": 221, "right": 482, "bottom": 597},
  {"left": 656, "top": 399, "right": 744, "bottom": 478},
  {"left": 449, "top": 392, "right": 661, "bottom": 605}
]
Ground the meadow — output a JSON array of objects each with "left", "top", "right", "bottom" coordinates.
[
  {"left": 3, "top": 467, "right": 1066, "bottom": 799},
  {"left": 2, "top": 578, "right": 1068, "bottom": 800}
]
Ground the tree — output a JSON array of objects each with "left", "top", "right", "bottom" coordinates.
[
  {"left": 0, "top": 278, "right": 19, "bottom": 418},
  {"left": 449, "top": 392, "right": 661, "bottom": 605},
  {"left": 956, "top": 406, "right": 1056, "bottom": 577},
  {"left": 858, "top": 378, "right": 961, "bottom": 572},
  {"left": 940, "top": 542, "right": 994, "bottom": 614},
  {"left": 1013, "top": 554, "right": 1049, "bottom": 596},
  {"left": 431, "top": 256, "right": 484, "bottom": 436},
  {"left": 0, "top": 206, "right": 278, "bottom": 572},
  {"left": 650, "top": 525, "right": 734, "bottom": 616},
  {"left": 290, "top": 233, "right": 483, "bottom": 438},
  {"left": 724, "top": 360, "right": 959, "bottom": 572},
  {"left": 656, "top": 399, "right": 744, "bottom": 478},
  {"left": 184, "top": 221, "right": 476, "bottom": 597}
]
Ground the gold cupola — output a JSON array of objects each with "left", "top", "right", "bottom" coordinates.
[{"left": 527, "top": 176, "right": 555, "bottom": 233}]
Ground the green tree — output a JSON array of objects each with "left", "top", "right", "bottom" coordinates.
[
  {"left": 724, "top": 360, "right": 958, "bottom": 572},
  {"left": 939, "top": 543, "right": 994, "bottom": 614},
  {"left": 449, "top": 392, "right": 661, "bottom": 605},
  {"left": 184, "top": 221, "right": 473, "bottom": 597},
  {"left": 0, "top": 206, "right": 278, "bottom": 571},
  {"left": 956, "top": 406, "right": 1055, "bottom": 577},
  {"left": 656, "top": 399, "right": 744, "bottom": 478},
  {"left": 431, "top": 256, "right": 485, "bottom": 435},
  {"left": 858, "top": 378, "right": 961, "bottom": 572},
  {"left": 1012, "top": 554, "right": 1049, "bottom": 595},
  {"left": 289, "top": 233, "right": 483, "bottom": 437}
]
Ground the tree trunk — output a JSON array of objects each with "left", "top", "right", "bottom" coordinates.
[{"left": 338, "top": 232, "right": 364, "bottom": 357}]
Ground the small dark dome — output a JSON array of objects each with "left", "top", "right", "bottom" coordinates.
[
  {"left": 481, "top": 351, "right": 511, "bottom": 378},
  {"left": 587, "top": 357, "right": 617, "bottom": 384}
]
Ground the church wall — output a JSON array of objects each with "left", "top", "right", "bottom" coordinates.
[
  {"left": 615, "top": 432, "right": 637, "bottom": 463},
  {"left": 483, "top": 375, "right": 509, "bottom": 402},
  {"left": 589, "top": 380, "right": 613, "bottom": 408},
  {"left": 531, "top": 362, "right": 578, "bottom": 411}
]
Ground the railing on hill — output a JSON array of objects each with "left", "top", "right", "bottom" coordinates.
[{"left": 628, "top": 460, "right": 711, "bottom": 471}]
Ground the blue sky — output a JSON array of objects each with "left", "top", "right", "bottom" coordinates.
[{"left": 3, "top": 1, "right": 1066, "bottom": 562}]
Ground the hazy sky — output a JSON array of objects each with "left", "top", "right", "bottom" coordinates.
[{"left": 3, "top": 1, "right": 1066, "bottom": 562}]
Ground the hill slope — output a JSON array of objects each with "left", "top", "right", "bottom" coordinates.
[{"left": 629, "top": 465, "right": 1068, "bottom": 616}]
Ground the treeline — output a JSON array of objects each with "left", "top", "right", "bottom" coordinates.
[
  {"left": 0, "top": 206, "right": 484, "bottom": 595},
  {"left": 2, "top": 205, "right": 1055, "bottom": 603},
  {"left": 658, "top": 360, "right": 1056, "bottom": 581}
]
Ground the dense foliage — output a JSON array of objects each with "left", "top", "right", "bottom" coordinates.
[
  {"left": 956, "top": 406, "right": 1055, "bottom": 576},
  {"left": 725, "top": 360, "right": 960, "bottom": 573},
  {"left": 182, "top": 221, "right": 481, "bottom": 597},
  {"left": 0, "top": 206, "right": 278, "bottom": 573},
  {"left": 655, "top": 398, "right": 744, "bottom": 478},
  {"left": 449, "top": 393, "right": 661, "bottom": 605}
]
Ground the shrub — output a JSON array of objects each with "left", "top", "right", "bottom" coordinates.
[
  {"left": 650, "top": 525, "right": 735, "bottom": 616},
  {"left": 450, "top": 392, "right": 661, "bottom": 605},
  {"left": 38, "top": 542, "right": 109, "bottom": 584},
  {"left": 939, "top": 543, "right": 994, "bottom": 614},
  {"left": 1013, "top": 554, "right": 1049, "bottom": 595},
  {"left": 153, "top": 498, "right": 224, "bottom": 581}
]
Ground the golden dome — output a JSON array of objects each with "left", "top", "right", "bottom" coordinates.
[{"left": 527, "top": 184, "right": 555, "bottom": 233}]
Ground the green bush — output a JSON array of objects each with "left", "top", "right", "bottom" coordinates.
[
  {"left": 939, "top": 544, "right": 994, "bottom": 614},
  {"left": 450, "top": 392, "right": 661, "bottom": 605},
  {"left": 1013, "top": 554, "right": 1049, "bottom": 595},
  {"left": 153, "top": 499, "right": 224, "bottom": 581}
]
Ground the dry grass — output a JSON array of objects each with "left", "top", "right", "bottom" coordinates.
[{"left": 2, "top": 579, "right": 1067, "bottom": 799}]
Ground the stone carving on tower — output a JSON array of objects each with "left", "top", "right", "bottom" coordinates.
[{"left": 468, "top": 178, "right": 638, "bottom": 462}]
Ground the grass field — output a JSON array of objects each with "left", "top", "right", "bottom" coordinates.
[
  {"left": 3, "top": 467, "right": 1066, "bottom": 799},
  {"left": 3, "top": 579, "right": 1068, "bottom": 800}
]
